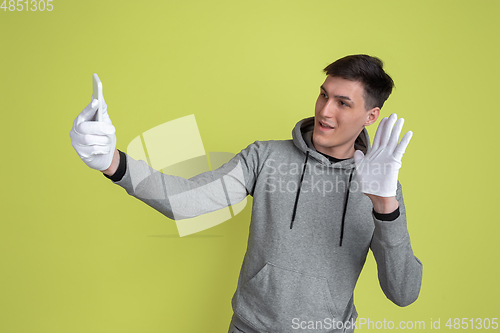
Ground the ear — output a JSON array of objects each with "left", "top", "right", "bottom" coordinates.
[{"left": 364, "top": 107, "right": 380, "bottom": 126}]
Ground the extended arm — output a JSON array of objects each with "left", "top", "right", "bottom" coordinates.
[
  {"left": 102, "top": 142, "right": 262, "bottom": 220},
  {"left": 70, "top": 80, "right": 261, "bottom": 220}
]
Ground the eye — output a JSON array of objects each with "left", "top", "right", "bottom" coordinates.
[
  {"left": 320, "top": 92, "right": 328, "bottom": 99},
  {"left": 339, "top": 100, "right": 349, "bottom": 107}
]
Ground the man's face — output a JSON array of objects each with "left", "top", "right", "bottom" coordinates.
[{"left": 312, "top": 75, "right": 379, "bottom": 158}]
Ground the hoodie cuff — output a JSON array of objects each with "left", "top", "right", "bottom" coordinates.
[
  {"left": 372, "top": 207, "right": 400, "bottom": 221},
  {"left": 372, "top": 212, "right": 409, "bottom": 247},
  {"left": 103, "top": 150, "right": 127, "bottom": 182}
]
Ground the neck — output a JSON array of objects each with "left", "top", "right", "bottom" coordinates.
[{"left": 312, "top": 140, "right": 356, "bottom": 159}]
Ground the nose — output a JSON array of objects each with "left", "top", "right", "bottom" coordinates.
[{"left": 318, "top": 99, "right": 336, "bottom": 118}]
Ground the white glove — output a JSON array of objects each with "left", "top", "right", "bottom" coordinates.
[
  {"left": 353, "top": 113, "right": 412, "bottom": 197},
  {"left": 70, "top": 98, "right": 116, "bottom": 171}
]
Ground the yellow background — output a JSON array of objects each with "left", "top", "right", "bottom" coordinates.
[{"left": 1, "top": 0, "right": 499, "bottom": 332}]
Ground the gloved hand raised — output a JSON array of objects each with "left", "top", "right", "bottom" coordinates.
[
  {"left": 353, "top": 113, "right": 412, "bottom": 197},
  {"left": 70, "top": 97, "right": 117, "bottom": 171}
]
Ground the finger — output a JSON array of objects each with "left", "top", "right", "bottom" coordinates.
[
  {"left": 393, "top": 130, "right": 413, "bottom": 161},
  {"left": 378, "top": 113, "right": 397, "bottom": 149},
  {"left": 77, "top": 121, "right": 115, "bottom": 135},
  {"left": 387, "top": 117, "right": 405, "bottom": 153},
  {"left": 371, "top": 117, "right": 387, "bottom": 152},
  {"left": 77, "top": 144, "right": 112, "bottom": 158},
  {"left": 76, "top": 99, "right": 99, "bottom": 124},
  {"left": 78, "top": 133, "right": 112, "bottom": 146}
]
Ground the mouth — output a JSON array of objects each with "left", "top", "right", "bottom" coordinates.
[{"left": 318, "top": 120, "right": 334, "bottom": 131}]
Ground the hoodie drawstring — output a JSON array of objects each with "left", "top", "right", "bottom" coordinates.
[
  {"left": 289, "top": 151, "right": 355, "bottom": 247},
  {"left": 290, "top": 151, "right": 309, "bottom": 229},
  {"left": 339, "top": 169, "right": 354, "bottom": 247}
]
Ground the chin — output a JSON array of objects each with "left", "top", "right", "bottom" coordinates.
[{"left": 312, "top": 132, "right": 332, "bottom": 149}]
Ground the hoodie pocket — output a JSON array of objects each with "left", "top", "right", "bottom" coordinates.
[{"left": 235, "top": 262, "right": 340, "bottom": 333}]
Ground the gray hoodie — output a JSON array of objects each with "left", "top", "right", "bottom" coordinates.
[{"left": 112, "top": 117, "right": 423, "bottom": 333}]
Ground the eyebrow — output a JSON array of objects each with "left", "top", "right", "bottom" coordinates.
[{"left": 320, "top": 85, "right": 354, "bottom": 103}]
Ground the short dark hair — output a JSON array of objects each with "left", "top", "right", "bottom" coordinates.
[{"left": 323, "top": 54, "right": 394, "bottom": 110}]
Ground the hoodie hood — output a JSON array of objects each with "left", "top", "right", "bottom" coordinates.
[
  {"left": 292, "top": 116, "right": 371, "bottom": 168},
  {"left": 289, "top": 117, "right": 372, "bottom": 246}
]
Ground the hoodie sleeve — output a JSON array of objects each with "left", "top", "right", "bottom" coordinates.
[
  {"left": 108, "top": 141, "right": 263, "bottom": 220},
  {"left": 370, "top": 181, "right": 423, "bottom": 307}
]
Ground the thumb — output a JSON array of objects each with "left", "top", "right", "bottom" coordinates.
[
  {"left": 393, "top": 130, "right": 413, "bottom": 161},
  {"left": 77, "top": 99, "right": 99, "bottom": 123},
  {"left": 353, "top": 150, "right": 365, "bottom": 168}
]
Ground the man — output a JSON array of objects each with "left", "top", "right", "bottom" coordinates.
[{"left": 70, "top": 54, "right": 422, "bottom": 333}]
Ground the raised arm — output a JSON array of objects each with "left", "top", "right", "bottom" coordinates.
[{"left": 354, "top": 113, "right": 423, "bottom": 306}]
